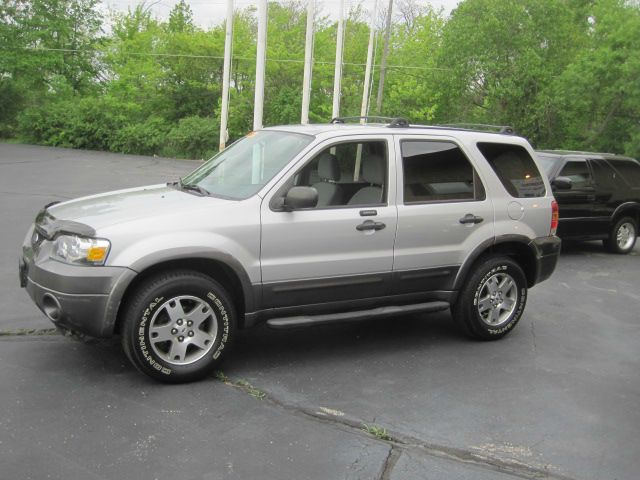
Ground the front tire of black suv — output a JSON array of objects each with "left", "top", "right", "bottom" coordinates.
[
  {"left": 604, "top": 217, "right": 637, "bottom": 254},
  {"left": 453, "top": 256, "right": 527, "bottom": 341},
  {"left": 121, "top": 271, "right": 236, "bottom": 383}
]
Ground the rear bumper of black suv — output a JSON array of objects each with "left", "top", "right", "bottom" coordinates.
[{"left": 529, "top": 235, "right": 562, "bottom": 285}]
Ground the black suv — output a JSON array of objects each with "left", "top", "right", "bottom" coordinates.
[{"left": 536, "top": 150, "right": 640, "bottom": 254}]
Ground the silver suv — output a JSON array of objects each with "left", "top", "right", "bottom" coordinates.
[{"left": 19, "top": 119, "right": 561, "bottom": 383}]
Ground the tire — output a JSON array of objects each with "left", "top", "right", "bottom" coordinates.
[
  {"left": 121, "top": 271, "right": 236, "bottom": 383},
  {"left": 452, "top": 256, "right": 527, "bottom": 341},
  {"left": 603, "top": 217, "right": 637, "bottom": 254}
]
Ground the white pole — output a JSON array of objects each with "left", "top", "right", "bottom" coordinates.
[
  {"left": 360, "top": 0, "right": 378, "bottom": 123},
  {"left": 375, "top": 0, "right": 393, "bottom": 114},
  {"left": 301, "top": 0, "right": 315, "bottom": 124},
  {"left": 331, "top": 0, "right": 345, "bottom": 120},
  {"left": 253, "top": 0, "right": 267, "bottom": 131},
  {"left": 219, "top": 0, "right": 234, "bottom": 151}
]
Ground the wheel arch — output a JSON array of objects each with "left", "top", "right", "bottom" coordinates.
[
  {"left": 453, "top": 235, "right": 539, "bottom": 290},
  {"left": 113, "top": 253, "right": 256, "bottom": 334},
  {"left": 611, "top": 202, "right": 640, "bottom": 229}
]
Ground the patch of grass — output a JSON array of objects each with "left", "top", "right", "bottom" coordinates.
[
  {"left": 235, "top": 378, "right": 267, "bottom": 399},
  {"left": 214, "top": 372, "right": 267, "bottom": 400},
  {"left": 363, "top": 424, "right": 393, "bottom": 441}
]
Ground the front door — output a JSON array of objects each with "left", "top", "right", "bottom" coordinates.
[
  {"left": 260, "top": 135, "right": 398, "bottom": 309},
  {"left": 554, "top": 158, "right": 597, "bottom": 237}
]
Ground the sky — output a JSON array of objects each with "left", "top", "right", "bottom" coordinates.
[{"left": 100, "top": 0, "right": 461, "bottom": 30}]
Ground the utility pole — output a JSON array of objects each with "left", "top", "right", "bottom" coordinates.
[
  {"left": 360, "top": 0, "right": 378, "bottom": 122},
  {"left": 253, "top": 0, "right": 267, "bottom": 131},
  {"left": 375, "top": 0, "right": 393, "bottom": 114},
  {"left": 301, "top": 0, "right": 315, "bottom": 124},
  {"left": 219, "top": 0, "right": 234, "bottom": 151},
  {"left": 331, "top": 0, "right": 345, "bottom": 120},
  {"left": 300, "top": 0, "right": 316, "bottom": 124}
]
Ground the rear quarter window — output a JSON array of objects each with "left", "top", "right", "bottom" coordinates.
[
  {"left": 478, "top": 143, "right": 546, "bottom": 198},
  {"left": 608, "top": 159, "right": 640, "bottom": 188}
]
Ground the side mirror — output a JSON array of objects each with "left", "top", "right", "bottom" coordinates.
[
  {"left": 552, "top": 176, "right": 573, "bottom": 190},
  {"left": 282, "top": 186, "right": 318, "bottom": 211}
]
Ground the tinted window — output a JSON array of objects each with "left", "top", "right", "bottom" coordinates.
[
  {"left": 478, "top": 143, "right": 546, "bottom": 198},
  {"left": 401, "top": 141, "right": 486, "bottom": 203},
  {"left": 609, "top": 159, "right": 640, "bottom": 187},
  {"left": 559, "top": 161, "right": 592, "bottom": 188},
  {"left": 590, "top": 159, "right": 618, "bottom": 190}
]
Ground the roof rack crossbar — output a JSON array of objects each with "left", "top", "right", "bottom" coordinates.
[{"left": 330, "top": 116, "right": 409, "bottom": 127}]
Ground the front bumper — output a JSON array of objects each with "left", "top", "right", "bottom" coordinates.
[
  {"left": 529, "top": 235, "right": 562, "bottom": 285},
  {"left": 20, "top": 254, "right": 135, "bottom": 338}
]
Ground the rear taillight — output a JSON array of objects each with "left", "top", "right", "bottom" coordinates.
[{"left": 550, "top": 199, "right": 559, "bottom": 235}]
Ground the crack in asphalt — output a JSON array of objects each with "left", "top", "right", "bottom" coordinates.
[
  {"left": 530, "top": 320, "right": 538, "bottom": 354},
  {"left": 219, "top": 375, "right": 579, "bottom": 480},
  {"left": 379, "top": 446, "right": 402, "bottom": 480},
  {"left": 0, "top": 328, "right": 58, "bottom": 336}
]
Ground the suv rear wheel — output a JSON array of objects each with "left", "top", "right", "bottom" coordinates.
[
  {"left": 121, "top": 271, "right": 236, "bottom": 383},
  {"left": 604, "top": 216, "right": 637, "bottom": 254},
  {"left": 453, "top": 256, "right": 527, "bottom": 340}
]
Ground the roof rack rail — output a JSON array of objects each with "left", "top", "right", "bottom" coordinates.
[
  {"left": 330, "top": 116, "right": 409, "bottom": 127},
  {"left": 436, "top": 123, "right": 516, "bottom": 135}
]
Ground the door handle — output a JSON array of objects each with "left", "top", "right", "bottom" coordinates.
[
  {"left": 459, "top": 213, "right": 484, "bottom": 225},
  {"left": 356, "top": 220, "right": 386, "bottom": 231}
]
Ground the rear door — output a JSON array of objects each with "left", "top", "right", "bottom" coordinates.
[{"left": 392, "top": 136, "right": 494, "bottom": 294}]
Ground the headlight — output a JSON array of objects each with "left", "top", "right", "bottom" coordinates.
[{"left": 51, "top": 235, "right": 111, "bottom": 266}]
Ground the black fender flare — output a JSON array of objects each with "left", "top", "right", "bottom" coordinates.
[{"left": 452, "top": 234, "right": 541, "bottom": 291}]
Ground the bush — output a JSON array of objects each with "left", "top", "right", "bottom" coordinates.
[
  {"left": 17, "top": 101, "right": 76, "bottom": 147},
  {"left": 163, "top": 116, "right": 218, "bottom": 159},
  {"left": 17, "top": 96, "right": 140, "bottom": 150},
  {"left": 0, "top": 80, "right": 26, "bottom": 138},
  {"left": 110, "top": 117, "right": 171, "bottom": 155}
]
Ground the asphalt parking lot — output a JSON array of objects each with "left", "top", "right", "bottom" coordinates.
[{"left": 1, "top": 143, "right": 639, "bottom": 480}]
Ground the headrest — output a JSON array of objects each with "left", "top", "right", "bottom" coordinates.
[
  {"left": 317, "top": 152, "right": 341, "bottom": 182},
  {"left": 361, "top": 155, "right": 385, "bottom": 185}
]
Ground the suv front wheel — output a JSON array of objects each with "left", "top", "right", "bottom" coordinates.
[
  {"left": 121, "top": 271, "right": 236, "bottom": 383},
  {"left": 453, "top": 256, "right": 527, "bottom": 340}
]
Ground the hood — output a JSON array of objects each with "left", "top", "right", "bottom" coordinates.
[{"left": 44, "top": 184, "right": 232, "bottom": 233}]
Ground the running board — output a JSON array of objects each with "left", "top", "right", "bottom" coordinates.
[{"left": 266, "top": 301, "right": 450, "bottom": 329}]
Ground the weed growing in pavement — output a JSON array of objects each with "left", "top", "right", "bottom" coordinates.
[
  {"left": 363, "top": 424, "right": 393, "bottom": 441},
  {"left": 235, "top": 378, "right": 267, "bottom": 400}
]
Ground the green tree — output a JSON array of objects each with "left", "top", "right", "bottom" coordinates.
[
  {"left": 436, "top": 0, "right": 585, "bottom": 144},
  {"left": 551, "top": 0, "right": 640, "bottom": 156}
]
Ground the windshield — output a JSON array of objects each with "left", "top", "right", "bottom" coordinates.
[
  {"left": 182, "top": 130, "right": 313, "bottom": 199},
  {"left": 535, "top": 154, "right": 559, "bottom": 177}
]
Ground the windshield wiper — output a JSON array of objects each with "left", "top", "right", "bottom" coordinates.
[
  {"left": 168, "top": 178, "right": 211, "bottom": 196},
  {"left": 181, "top": 183, "right": 211, "bottom": 196}
]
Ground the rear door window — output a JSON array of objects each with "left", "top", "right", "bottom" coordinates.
[
  {"left": 477, "top": 143, "right": 546, "bottom": 198},
  {"left": 558, "top": 161, "right": 593, "bottom": 189},
  {"left": 590, "top": 159, "right": 618, "bottom": 190},
  {"left": 401, "top": 141, "right": 485, "bottom": 203}
]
